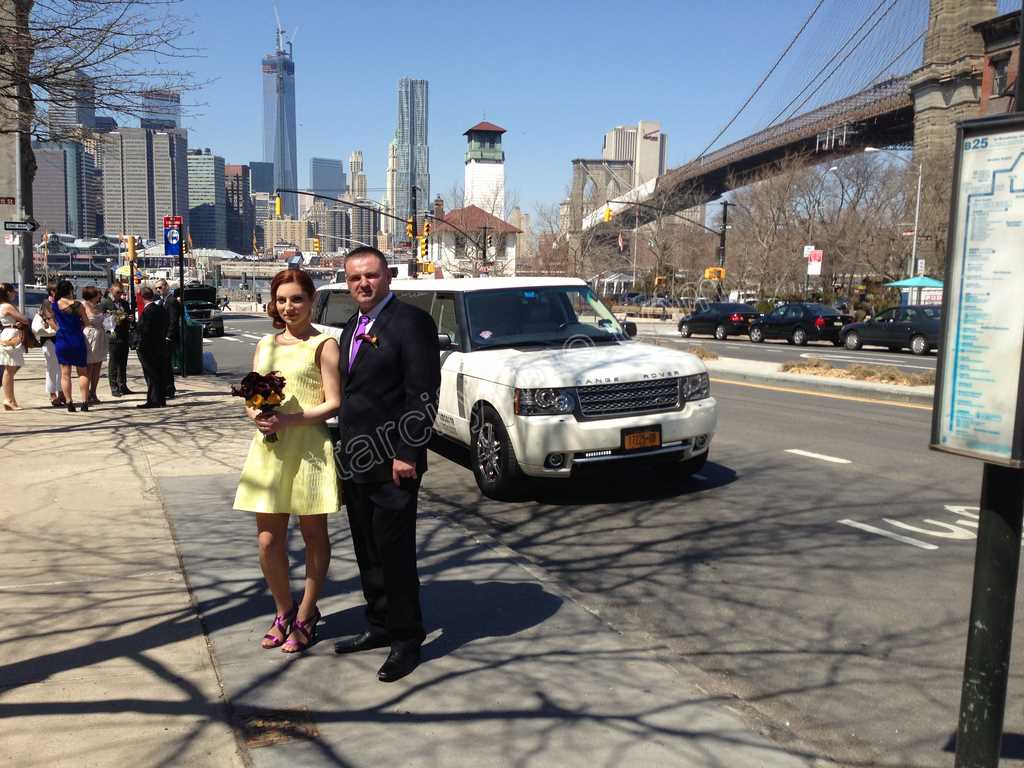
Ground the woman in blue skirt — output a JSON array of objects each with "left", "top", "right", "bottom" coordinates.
[{"left": 53, "top": 280, "right": 90, "bottom": 412}]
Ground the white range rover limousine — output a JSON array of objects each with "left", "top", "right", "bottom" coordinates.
[{"left": 314, "top": 277, "right": 718, "bottom": 500}]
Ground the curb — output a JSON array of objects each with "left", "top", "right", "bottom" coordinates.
[{"left": 707, "top": 364, "right": 934, "bottom": 406}]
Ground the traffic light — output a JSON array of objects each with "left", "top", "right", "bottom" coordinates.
[
  {"left": 423, "top": 221, "right": 431, "bottom": 237},
  {"left": 126, "top": 235, "right": 137, "bottom": 262},
  {"left": 603, "top": 206, "right": 612, "bottom": 223},
  {"left": 312, "top": 236, "right": 321, "bottom": 253},
  {"left": 419, "top": 235, "right": 428, "bottom": 259},
  {"left": 274, "top": 194, "right": 282, "bottom": 218},
  {"left": 405, "top": 216, "right": 414, "bottom": 239},
  {"left": 486, "top": 234, "right": 494, "bottom": 249},
  {"left": 703, "top": 266, "right": 726, "bottom": 281}
]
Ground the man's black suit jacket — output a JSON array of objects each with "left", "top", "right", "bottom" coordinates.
[
  {"left": 338, "top": 296, "right": 441, "bottom": 484},
  {"left": 137, "top": 301, "right": 169, "bottom": 360}
]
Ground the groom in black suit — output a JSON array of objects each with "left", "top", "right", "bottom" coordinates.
[{"left": 333, "top": 247, "right": 441, "bottom": 682}]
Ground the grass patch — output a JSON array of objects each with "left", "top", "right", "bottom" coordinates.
[
  {"left": 685, "top": 344, "right": 719, "bottom": 361},
  {"left": 784, "top": 359, "right": 935, "bottom": 386}
]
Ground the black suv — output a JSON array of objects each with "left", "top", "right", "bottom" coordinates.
[
  {"left": 749, "top": 303, "right": 852, "bottom": 345},
  {"left": 678, "top": 302, "right": 760, "bottom": 340},
  {"left": 840, "top": 305, "right": 941, "bottom": 355}
]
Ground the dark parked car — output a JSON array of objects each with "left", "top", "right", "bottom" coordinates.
[
  {"left": 840, "top": 304, "right": 941, "bottom": 356},
  {"left": 678, "top": 302, "right": 760, "bottom": 340},
  {"left": 749, "top": 303, "right": 852, "bottom": 345},
  {"left": 184, "top": 299, "right": 224, "bottom": 337}
]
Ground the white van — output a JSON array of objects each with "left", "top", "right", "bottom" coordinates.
[{"left": 314, "top": 277, "right": 718, "bottom": 500}]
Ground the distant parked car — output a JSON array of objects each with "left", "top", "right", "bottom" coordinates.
[
  {"left": 748, "top": 303, "right": 852, "bottom": 345},
  {"left": 678, "top": 302, "right": 760, "bottom": 340},
  {"left": 840, "top": 305, "right": 941, "bottom": 356},
  {"left": 184, "top": 299, "right": 224, "bottom": 337}
]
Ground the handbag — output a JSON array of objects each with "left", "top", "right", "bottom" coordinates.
[{"left": 0, "top": 328, "right": 22, "bottom": 348}]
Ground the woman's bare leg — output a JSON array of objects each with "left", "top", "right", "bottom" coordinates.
[{"left": 256, "top": 513, "right": 294, "bottom": 644}]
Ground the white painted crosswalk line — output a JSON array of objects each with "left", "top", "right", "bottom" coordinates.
[
  {"left": 243, "top": 334, "right": 263, "bottom": 340},
  {"left": 785, "top": 448, "right": 851, "bottom": 465}
]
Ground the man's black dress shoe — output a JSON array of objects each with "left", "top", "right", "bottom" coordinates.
[
  {"left": 121, "top": 388, "right": 135, "bottom": 395},
  {"left": 333, "top": 631, "right": 390, "bottom": 655},
  {"left": 377, "top": 643, "right": 420, "bottom": 683},
  {"left": 111, "top": 389, "right": 123, "bottom": 398}
]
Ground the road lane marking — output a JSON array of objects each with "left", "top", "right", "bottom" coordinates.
[
  {"left": 785, "top": 448, "right": 851, "bottom": 464},
  {"left": 838, "top": 519, "right": 939, "bottom": 550},
  {"left": 884, "top": 518, "right": 975, "bottom": 539},
  {"left": 243, "top": 333, "right": 263, "bottom": 340},
  {"left": 709, "top": 377, "right": 933, "bottom": 411}
]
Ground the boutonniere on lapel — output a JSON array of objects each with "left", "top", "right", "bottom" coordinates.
[{"left": 356, "top": 333, "right": 380, "bottom": 348}]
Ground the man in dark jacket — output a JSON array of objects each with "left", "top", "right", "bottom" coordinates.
[
  {"left": 100, "top": 283, "right": 133, "bottom": 396},
  {"left": 155, "top": 279, "right": 179, "bottom": 398},
  {"left": 332, "top": 247, "right": 441, "bottom": 683},
  {"left": 136, "top": 286, "right": 169, "bottom": 408}
]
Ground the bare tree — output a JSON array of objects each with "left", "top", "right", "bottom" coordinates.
[{"left": 1, "top": 0, "right": 199, "bottom": 281}]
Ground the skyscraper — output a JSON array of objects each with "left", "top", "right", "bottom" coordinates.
[
  {"left": 601, "top": 120, "right": 667, "bottom": 187},
  {"left": 32, "top": 141, "right": 96, "bottom": 238},
  {"left": 187, "top": 149, "right": 227, "bottom": 249},
  {"left": 103, "top": 128, "right": 188, "bottom": 240},
  {"left": 140, "top": 89, "right": 182, "bottom": 130},
  {"left": 250, "top": 161, "right": 275, "bottom": 194},
  {"left": 384, "top": 140, "right": 398, "bottom": 239},
  {"left": 48, "top": 71, "right": 96, "bottom": 134},
  {"left": 349, "top": 150, "right": 368, "bottom": 200},
  {"left": 394, "top": 78, "right": 429, "bottom": 225},
  {"left": 309, "top": 157, "right": 346, "bottom": 199},
  {"left": 263, "top": 24, "right": 298, "bottom": 218},
  {"left": 225, "top": 165, "right": 254, "bottom": 254}
]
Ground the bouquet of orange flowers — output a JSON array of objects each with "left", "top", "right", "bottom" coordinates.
[{"left": 232, "top": 371, "right": 287, "bottom": 443}]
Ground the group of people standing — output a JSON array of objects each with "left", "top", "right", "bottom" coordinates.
[{"left": 0, "top": 278, "right": 181, "bottom": 411}]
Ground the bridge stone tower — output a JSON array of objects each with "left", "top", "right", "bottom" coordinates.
[{"left": 911, "top": 0, "right": 997, "bottom": 266}]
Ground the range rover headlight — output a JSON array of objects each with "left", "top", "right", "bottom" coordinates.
[
  {"left": 514, "top": 387, "right": 576, "bottom": 416},
  {"left": 680, "top": 372, "right": 710, "bottom": 402}
]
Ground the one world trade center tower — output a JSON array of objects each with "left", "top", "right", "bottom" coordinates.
[{"left": 262, "top": 23, "right": 298, "bottom": 219}]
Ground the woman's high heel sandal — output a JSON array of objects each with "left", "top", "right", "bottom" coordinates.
[
  {"left": 261, "top": 604, "right": 297, "bottom": 649},
  {"left": 281, "top": 608, "right": 321, "bottom": 654},
  {"left": 66, "top": 401, "right": 76, "bottom": 413}
]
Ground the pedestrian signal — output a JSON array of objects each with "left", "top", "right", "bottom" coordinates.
[
  {"left": 655, "top": 276, "right": 665, "bottom": 286},
  {"left": 703, "top": 267, "right": 726, "bottom": 281}
]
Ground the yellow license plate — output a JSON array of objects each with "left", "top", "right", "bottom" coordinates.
[{"left": 623, "top": 428, "right": 662, "bottom": 451}]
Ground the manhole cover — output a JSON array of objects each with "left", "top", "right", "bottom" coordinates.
[{"left": 236, "top": 707, "right": 320, "bottom": 748}]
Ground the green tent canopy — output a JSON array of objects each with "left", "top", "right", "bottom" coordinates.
[{"left": 884, "top": 276, "right": 943, "bottom": 288}]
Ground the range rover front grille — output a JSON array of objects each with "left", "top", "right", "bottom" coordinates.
[{"left": 575, "top": 379, "right": 680, "bottom": 418}]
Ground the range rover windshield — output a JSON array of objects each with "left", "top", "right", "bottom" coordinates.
[{"left": 464, "top": 286, "right": 627, "bottom": 350}]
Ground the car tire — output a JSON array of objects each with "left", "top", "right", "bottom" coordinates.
[
  {"left": 714, "top": 324, "right": 728, "bottom": 341},
  {"left": 792, "top": 328, "right": 808, "bottom": 346},
  {"left": 911, "top": 334, "right": 930, "bottom": 356},
  {"left": 654, "top": 451, "right": 709, "bottom": 482},
  {"left": 844, "top": 331, "right": 861, "bottom": 350},
  {"left": 470, "top": 405, "right": 526, "bottom": 501},
  {"left": 749, "top": 326, "right": 764, "bottom": 343},
  {"left": 679, "top": 323, "right": 692, "bottom": 338}
]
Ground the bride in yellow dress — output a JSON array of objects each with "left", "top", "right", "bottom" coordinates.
[{"left": 234, "top": 269, "right": 341, "bottom": 654}]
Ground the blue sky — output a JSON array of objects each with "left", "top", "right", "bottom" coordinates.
[{"left": 174, "top": 0, "right": 864, "bottom": 213}]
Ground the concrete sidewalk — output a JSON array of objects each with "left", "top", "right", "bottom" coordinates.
[{"left": 2, "top": 348, "right": 829, "bottom": 767}]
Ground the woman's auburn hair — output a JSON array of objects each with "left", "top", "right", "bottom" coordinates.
[{"left": 267, "top": 268, "right": 317, "bottom": 329}]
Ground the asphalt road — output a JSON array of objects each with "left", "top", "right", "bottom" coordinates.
[
  {"left": 638, "top": 326, "right": 937, "bottom": 374},
  {"left": 199, "top": 316, "right": 1020, "bottom": 766},
  {"left": 420, "top": 383, "right": 1013, "bottom": 768}
]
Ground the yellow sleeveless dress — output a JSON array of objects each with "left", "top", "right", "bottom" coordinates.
[{"left": 233, "top": 332, "right": 340, "bottom": 515}]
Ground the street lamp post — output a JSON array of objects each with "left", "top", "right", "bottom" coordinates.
[{"left": 865, "top": 147, "right": 923, "bottom": 278}]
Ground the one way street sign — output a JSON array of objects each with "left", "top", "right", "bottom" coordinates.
[{"left": 4, "top": 220, "right": 38, "bottom": 232}]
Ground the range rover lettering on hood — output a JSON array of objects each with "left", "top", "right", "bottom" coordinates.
[{"left": 577, "top": 370, "right": 681, "bottom": 386}]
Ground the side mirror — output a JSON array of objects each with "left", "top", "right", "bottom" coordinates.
[
  {"left": 438, "top": 333, "right": 455, "bottom": 349},
  {"left": 623, "top": 321, "right": 637, "bottom": 338}
]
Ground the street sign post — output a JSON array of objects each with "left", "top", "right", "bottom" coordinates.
[
  {"left": 4, "top": 220, "right": 37, "bottom": 232},
  {"left": 162, "top": 215, "right": 186, "bottom": 378},
  {"left": 932, "top": 112, "right": 1024, "bottom": 768},
  {"left": 806, "top": 250, "right": 823, "bottom": 276}
]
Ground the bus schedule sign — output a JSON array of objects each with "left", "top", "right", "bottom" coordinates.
[{"left": 931, "top": 114, "right": 1024, "bottom": 467}]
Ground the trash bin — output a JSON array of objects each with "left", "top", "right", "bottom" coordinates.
[{"left": 172, "top": 318, "right": 205, "bottom": 375}]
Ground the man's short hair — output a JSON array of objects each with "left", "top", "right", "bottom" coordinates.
[
  {"left": 155, "top": 279, "right": 169, "bottom": 288},
  {"left": 140, "top": 287, "right": 156, "bottom": 300},
  {"left": 344, "top": 246, "right": 389, "bottom": 273}
]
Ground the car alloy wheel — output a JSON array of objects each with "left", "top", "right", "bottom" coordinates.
[
  {"left": 679, "top": 323, "right": 691, "bottom": 338},
  {"left": 911, "top": 334, "right": 929, "bottom": 356},
  {"left": 792, "top": 328, "right": 808, "bottom": 346},
  {"left": 476, "top": 421, "right": 502, "bottom": 482},
  {"left": 714, "top": 325, "right": 727, "bottom": 341},
  {"left": 749, "top": 327, "right": 764, "bottom": 343},
  {"left": 470, "top": 405, "right": 525, "bottom": 501},
  {"left": 844, "top": 331, "right": 861, "bottom": 350}
]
